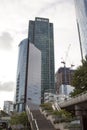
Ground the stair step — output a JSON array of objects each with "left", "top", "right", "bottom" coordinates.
[{"left": 31, "top": 110, "right": 56, "bottom": 130}]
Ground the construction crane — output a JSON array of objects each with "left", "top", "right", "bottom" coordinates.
[
  {"left": 61, "top": 44, "right": 71, "bottom": 66},
  {"left": 65, "top": 44, "right": 71, "bottom": 64},
  {"left": 61, "top": 44, "right": 71, "bottom": 95}
]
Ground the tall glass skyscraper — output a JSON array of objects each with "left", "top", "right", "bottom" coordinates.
[
  {"left": 15, "top": 39, "right": 28, "bottom": 112},
  {"left": 15, "top": 17, "right": 55, "bottom": 112},
  {"left": 26, "top": 43, "right": 41, "bottom": 110},
  {"left": 29, "top": 17, "right": 55, "bottom": 101},
  {"left": 15, "top": 39, "right": 41, "bottom": 112},
  {"left": 75, "top": 0, "right": 87, "bottom": 58}
]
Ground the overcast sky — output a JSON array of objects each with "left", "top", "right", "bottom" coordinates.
[{"left": 0, "top": 0, "right": 81, "bottom": 109}]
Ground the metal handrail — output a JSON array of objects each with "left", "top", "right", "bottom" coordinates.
[
  {"left": 26, "top": 105, "right": 39, "bottom": 130},
  {"left": 52, "top": 101, "right": 61, "bottom": 111}
]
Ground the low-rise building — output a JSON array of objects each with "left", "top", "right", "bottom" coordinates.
[
  {"left": 44, "top": 92, "right": 69, "bottom": 103},
  {"left": 3, "top": 101, "right": 14, "bottom": 115}
]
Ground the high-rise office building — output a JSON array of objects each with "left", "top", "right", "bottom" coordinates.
[
  {"left": 26, "top": 43, "right": 41, "bottom": 110},
  {"left": 15, "top": 39, "right": 41, "bottom": 112},
  {"left": 15, "top": 39, "right": 28, "bottom": 112},
  {"left": 74, "top": 0, "right": 87, "bottom": 59},
  {"left": 15, "top": 17, "right": 55, "bottom": 112},
  {"left": 29, "top": 17, "right": 55, "bottom": 101}
]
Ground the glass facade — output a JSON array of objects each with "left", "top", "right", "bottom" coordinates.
[
  {"left": 15, "top": 17, "right": 55, "bottom": 111},
  {"left": 15, "top": 40, "right": 41, "bottom": 112},
  {"left": 59, "top": 85, "right": 74, "bottom": 96},
  {"left": 75, "top": 0, "right": 87, "bottom": 58},
  {"left": 26, "top": 43, "right": 41, "bottom": 110},
  {"left": 15, "top": 39, "right": 28, "bottom": 112},
  {"left": 29, "top": 17, "right": 55, "bottom": 101}
]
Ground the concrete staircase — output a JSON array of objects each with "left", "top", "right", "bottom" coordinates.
[{"left": 31, "top": 110, "right": 57, "bottom": 130}]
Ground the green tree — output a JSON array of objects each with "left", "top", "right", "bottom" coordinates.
[
  {"left": 10, "top": 112, "right": 28, "bottom": 126},
  {"left": 70, "top": 56, "right": 87, "bottom": 97},
  {"left": 40, "top": 103, "right": 53, "bottom": 111},
  {"left": 52, "top": 109, "right": 72, "bottom": 118},
  {"left": 18, "top": 112, "right": 28, "bottom": 126}
]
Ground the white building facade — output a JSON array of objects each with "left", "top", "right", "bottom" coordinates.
[
  {"left": 26, "top": 43, "right": 41, "bottom": 110},
  {"left": 3, "top": 101, "right": 14, "bottom": 114}
]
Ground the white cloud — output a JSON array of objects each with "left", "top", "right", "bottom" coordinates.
[
  {"left": 0, "top": 81, "right": 15, "bottom": 92},
  {"left": 0, "top": 32, "right": 13, "bottom": 50}
]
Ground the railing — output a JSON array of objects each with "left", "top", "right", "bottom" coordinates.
[
  {"left": 58, "top": 91, "right": 87, "bottom": 108},
  {"left": 52, "top": 101, "right": 61, "bottom": 111},
  {"left": 26, "top": 105, "right": 39, "bottom": 130}
]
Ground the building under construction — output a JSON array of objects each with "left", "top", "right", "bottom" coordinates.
[{"left": 55, "top": 67, "right": 75, "bottom": 95}]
